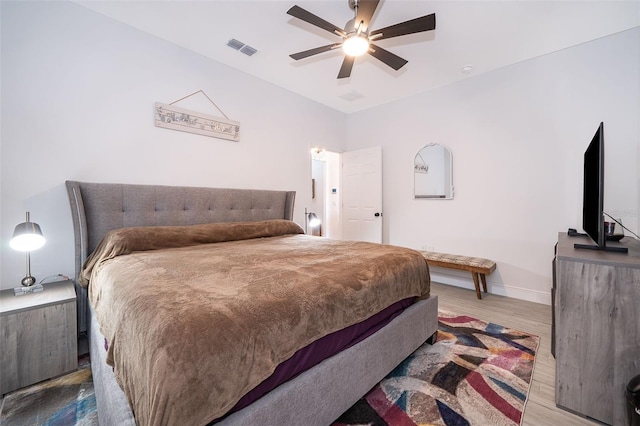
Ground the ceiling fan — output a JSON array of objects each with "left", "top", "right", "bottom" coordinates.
[{"left": 287, "top": 0, "right": 436, "bottom": 79}]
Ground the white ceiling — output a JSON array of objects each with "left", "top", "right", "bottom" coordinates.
[{"left": 76, "top": 0, "right": 640, "bottom": 114}]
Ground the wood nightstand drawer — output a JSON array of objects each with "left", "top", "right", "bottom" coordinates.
[{"left": 0, "top": 280, "right": 78, "bottom": 395}]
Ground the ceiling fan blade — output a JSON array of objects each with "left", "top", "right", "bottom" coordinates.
[
  {"left": 287, "top": 5, "right": 346, "bottom": 36},
  {"left": 367, "top": 44, "right": 408, "bottom": 70},
  {"left": 369, "top": 13, "right": 436, "bottom": 40},
  {"left": 290, "top": 43, "right": 342, "bottom": 60},
  {"left": 355, "top": 0, "right": 380, "bottom": 30},
  {"left": 337, "top": 55, "right": 356, "bottom": 79}
]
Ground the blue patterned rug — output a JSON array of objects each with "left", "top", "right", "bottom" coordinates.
[{"left": 0, "top": 356, "right": 97, "bottom": 425}]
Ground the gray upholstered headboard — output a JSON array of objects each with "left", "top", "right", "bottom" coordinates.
[{"left": 65, "top": 180, "right": 296, "bottom": 335}]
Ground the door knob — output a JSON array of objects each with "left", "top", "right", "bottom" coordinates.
[{"left": 374, "top": 212, "right": 381, "bottom": 217}]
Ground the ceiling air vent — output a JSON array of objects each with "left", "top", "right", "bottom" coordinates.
[
  {"left": 240, "top": 45, "right": 257, "bottom": 56},
  {"left": 227, "top": 39, "right": 244, "bottom": 50},
  {"left": 227, "top": 39, "right": 258, "bottom": 57}
]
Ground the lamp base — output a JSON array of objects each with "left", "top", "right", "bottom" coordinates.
[
  {"left": 14, "top": 284, "right": 44, "bottom": 296},
  {"left": 21, "top": 275, "right": 36, "bottom": 286}
]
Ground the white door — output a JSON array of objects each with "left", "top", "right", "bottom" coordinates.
[{"left": 342, "top": 146, "right": 383, "bottom": 243}]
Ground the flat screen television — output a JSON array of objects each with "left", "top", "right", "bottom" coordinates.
[{"left": 574, "top": 122, "right": 627, "bottom": 253}]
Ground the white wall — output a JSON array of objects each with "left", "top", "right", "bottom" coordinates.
[
  {"left": 346, "top": 28, "right": 640, "bottom": 304},
  {"left": 2, "top": 2, "right": 637, "bottom": 304},
  {"left": 0, "top": 1, "right": 346, "bottom": 289}
]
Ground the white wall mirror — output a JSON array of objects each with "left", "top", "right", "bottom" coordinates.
[{"left": 414, "top": 143, "right": 454, "bottom": 199}]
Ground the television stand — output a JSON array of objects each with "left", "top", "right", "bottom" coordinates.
[
  {"left": 554, "top": 232, "right": 640, "bottom": 425},
  {"left": 573, "top": 243, "right": 628, "bottom": 253}
]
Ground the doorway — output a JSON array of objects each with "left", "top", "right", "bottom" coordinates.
[
  {"left": 310, "top": 149, "right": 342, "bottom": 238},
  {"left": 309, "top": 147, "right": 382, "bottom": 241}
]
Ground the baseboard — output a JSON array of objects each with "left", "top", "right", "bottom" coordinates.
[{"left": 429, "top": 269, "right": 551, "bottom": 306}]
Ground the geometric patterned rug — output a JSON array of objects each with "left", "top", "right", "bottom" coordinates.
[
  {"left": 333, "top": 311, "right": 540, "bottom": 426},
  {"left": 0, "top": 356, "right": 97, "bottom": 426}
]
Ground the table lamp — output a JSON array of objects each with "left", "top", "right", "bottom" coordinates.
[
  {"left": 304, "top": 208, "right": 321, "bottom": 234},
  {"left": 10, "top": 212, "right": 46, "bottom": 295}
]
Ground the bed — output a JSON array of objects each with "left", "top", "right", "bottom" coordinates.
[{"left": 65, "top": 180, "right": 439, "bottom": 426}]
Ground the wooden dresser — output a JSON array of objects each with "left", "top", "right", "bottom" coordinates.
[{"left": 554, "top": 232, "right": 640, "bottom": 425}]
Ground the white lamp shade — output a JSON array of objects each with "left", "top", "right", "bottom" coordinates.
[
  {"left": 10, "top": 221, "right": 45, "bottom": 251},
  {"left": 308, "top": 213, "right": 321, "bottom": 227},
  {"left": 342, "top": 35, "right": 369, "bottom": 57}
]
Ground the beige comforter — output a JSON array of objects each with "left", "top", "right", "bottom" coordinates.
[{"left": 82, "top": 220, "right": 430, "bottom": 426}]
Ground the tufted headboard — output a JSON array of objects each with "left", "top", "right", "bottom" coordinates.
[{"left": 65, "top": 180, "right": 296, "bottom": 334}]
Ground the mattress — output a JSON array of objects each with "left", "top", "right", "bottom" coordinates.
[{"left": 82, "top": 220, "right": 431, "bottom": 425}]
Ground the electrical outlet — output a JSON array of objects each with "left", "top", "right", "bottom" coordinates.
[{"left": 421, "top": 244, "right": 435, "bottom": 252}]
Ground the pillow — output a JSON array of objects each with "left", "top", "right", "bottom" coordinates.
[{"left": 79, "top": 219, "right": 304, "bottom": 286}]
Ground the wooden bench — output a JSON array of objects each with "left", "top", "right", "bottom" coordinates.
[{"left": 420, "top": 251, "right": 496, "bottom": 300}]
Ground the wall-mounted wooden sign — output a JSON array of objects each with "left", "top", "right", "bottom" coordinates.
[{"left": 154, "top": 101, "right": 240, "bottom": 141}]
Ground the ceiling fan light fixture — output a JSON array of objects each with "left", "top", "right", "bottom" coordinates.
[
  {"left": 342, "top": 35, "right": 369, "bottom": 57},
  {"left": 287, "top": 2, "right": 436, "bottom": 79}
]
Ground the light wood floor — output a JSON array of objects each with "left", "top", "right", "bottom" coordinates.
[{"left": 431, "top": 282, "right": 599, "bottom": 426}]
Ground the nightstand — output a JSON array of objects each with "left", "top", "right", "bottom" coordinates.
[{"left": 0, "top": 279, "right": 78, "bottom": 395}]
